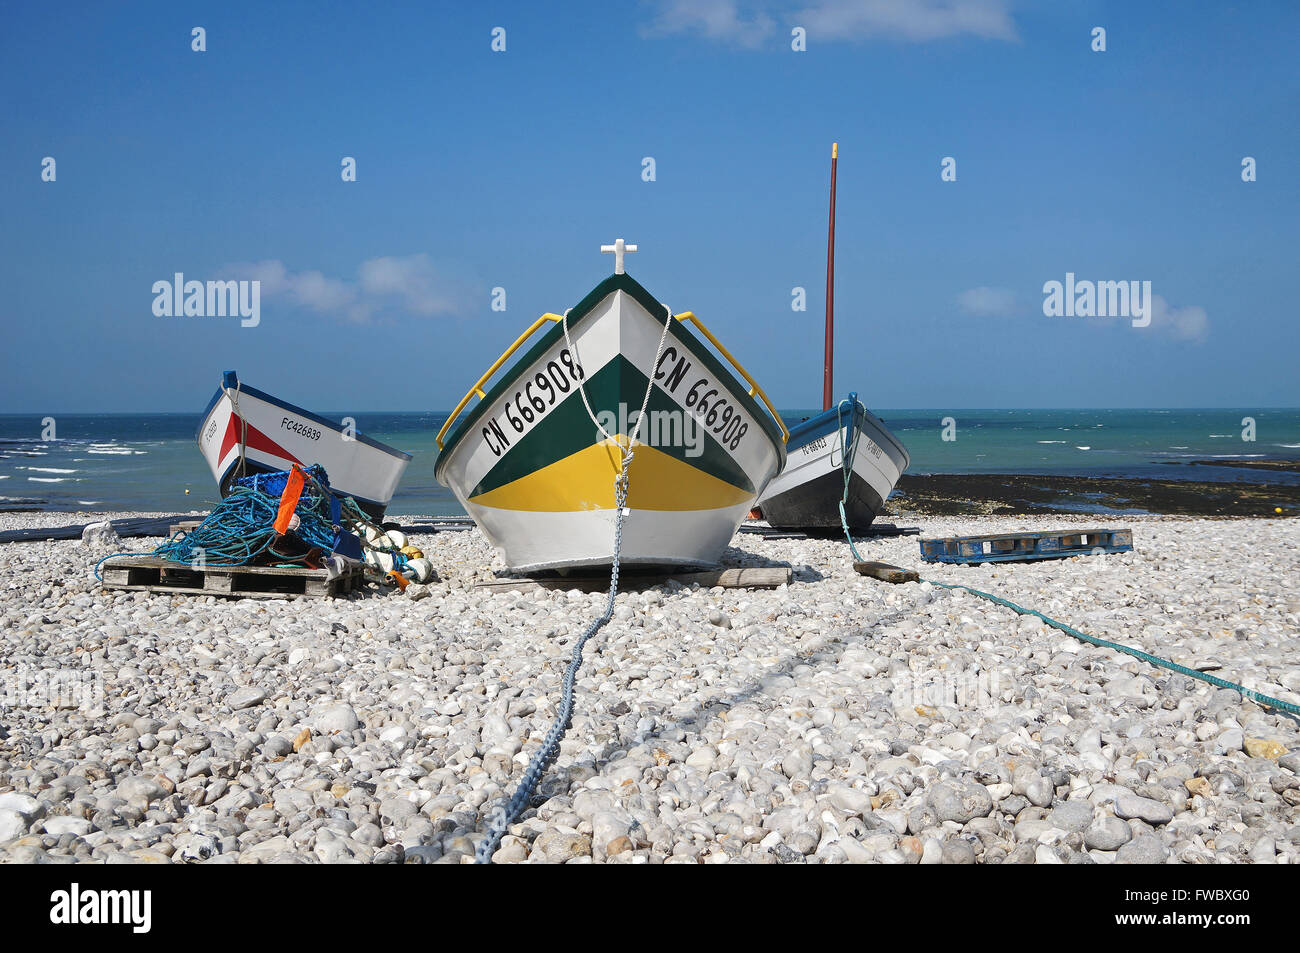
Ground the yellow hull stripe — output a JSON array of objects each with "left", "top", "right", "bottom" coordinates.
[{"left": 468, "top": 437, "right": 753, "bottom": 513}]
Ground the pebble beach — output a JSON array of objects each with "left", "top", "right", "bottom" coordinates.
[{"left": 1, "top": 510, "right": 1297, "bottom": 864}]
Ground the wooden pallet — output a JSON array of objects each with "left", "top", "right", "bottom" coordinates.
[
  {"left": 919, "top": 528, "right": 1133, "bottom": 565},
  {"left": 99, "top": 555, "right": 364, "bottom": 599},
  {"left": 476, "top": 566, "right": 791, "bottom": 594},
  {"left": 167, "top": 520, "right": 203, "bottom": 537}
]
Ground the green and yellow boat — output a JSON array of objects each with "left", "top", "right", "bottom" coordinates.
[{"left": 434, "top": 243, "right": 788, "bottom": 572}]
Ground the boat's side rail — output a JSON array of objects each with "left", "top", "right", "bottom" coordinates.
[
  {"left": 673, "top": 311, "right": 789, "bottom": 443},
  {"left": 436, "top": 313, "right": 564, "bottom": 449}
]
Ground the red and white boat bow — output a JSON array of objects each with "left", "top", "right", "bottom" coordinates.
[{"left": 196, "top": 371, "right": 411, "bottom": 519}]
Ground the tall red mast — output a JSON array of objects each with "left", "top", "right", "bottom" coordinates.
[{"left": 823, "top": 142, "right": 837, "bottom": 411}]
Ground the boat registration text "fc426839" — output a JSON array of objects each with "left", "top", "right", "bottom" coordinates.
[
  {"left": 480, "top": 348, "right": 585, "bottom": 457},
  {"left": 281, "top": 417, "right": 322, "bottom": 441}
]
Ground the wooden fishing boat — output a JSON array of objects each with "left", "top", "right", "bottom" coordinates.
[
  {"left": 759, "top": 394, "right": 909, "bottom": 530},
  {"left": 434, "top": 242, "right": 788, "bottom": 572},
  {"left": 757, "top": 143, "right": 909, "bottom": 532},
  {"left": 197, "top": 371, "right": 412, "bottom": 519}
]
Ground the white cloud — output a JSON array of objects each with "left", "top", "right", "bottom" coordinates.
[
  {"left": 223, "top": 254, "right": 466, "bottom": 323},
  {"left": 642, "top": 0, "right": 1018, "bottom": 47},
  {"left": 1146, "top": 294, "right": 1209, "bottom": 343},
  {"left": 795, "top": 0, "right": 1018, "bottom": 42},
  {"left": 957, "top": 285, "right": 1019, "bottom": 317},
  {"left": 641, "top": 0, "right": 776, "bottom": 48},
  {"left": 288, "top": 270, "right": 358, "bottom": 313},
  {"left": 357, "top": 254, "right": 453, "bottom": 318}
]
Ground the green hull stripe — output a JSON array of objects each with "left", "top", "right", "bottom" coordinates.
[
  {"left": 435, "top": 272, "right": 786, "bottom": 476},
  {"left": 467, "top": 355, "right": 756, "bottom": 499}
]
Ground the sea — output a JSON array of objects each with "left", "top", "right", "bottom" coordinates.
[{"left": 1, "top": 409, "right": 1297, "bottom": 515}]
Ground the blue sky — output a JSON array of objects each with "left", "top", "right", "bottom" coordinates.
[{"left": 1, "top": 0, "right": 1296, "bottom": 413}]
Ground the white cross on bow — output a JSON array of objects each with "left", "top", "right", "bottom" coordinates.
[{"left": 600, "top": 238, "right": 638, "bottom": 274}]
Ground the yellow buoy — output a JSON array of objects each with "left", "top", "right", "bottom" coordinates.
[{"left": 1276, "top": 507, "right": 1284, "bottom": 514}]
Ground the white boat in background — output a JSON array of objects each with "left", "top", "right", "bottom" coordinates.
[
  {"left": 196, "top": 371, "right": 412, "bottom": 519},
  {"left": 758, "top": 394, "right": 909, "bottom": 531}
]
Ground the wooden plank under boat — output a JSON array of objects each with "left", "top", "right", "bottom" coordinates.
[{"left": 434, "top": 247, "right": 788, "bottom": 573}]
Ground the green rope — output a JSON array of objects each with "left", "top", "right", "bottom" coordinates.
[
  {"left": 829, "top": 399, "right": 1297, "bottom": 718},
  {"left": 835, "top": 398, "right": 865, "bottom": 562},
  {"left": 921, "top": 579, "right": 1300, "bottom": 717}
]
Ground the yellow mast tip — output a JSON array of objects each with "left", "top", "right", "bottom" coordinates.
[{"left": 832, "top": 142, "right": 838, "bottom": 157}]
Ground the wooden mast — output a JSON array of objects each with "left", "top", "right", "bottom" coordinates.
[{"left": 823, "top": 142, "right": 837, "bottom": 411}]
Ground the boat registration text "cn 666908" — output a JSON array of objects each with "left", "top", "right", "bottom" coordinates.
[
  {"left": 654, "top": 346, "right": 752, "bottom": 454},
  {"left": 480, "top": 348, "right": 585, "bottom": 457}
]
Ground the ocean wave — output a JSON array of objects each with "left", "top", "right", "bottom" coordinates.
[
  {"left": 1075, "top": 446, "right": 1091, "bottom": 450},
  {"left": 1208, "top": 434, "right": 1233, "bottom": 438},
  {"left": 87, "top": 445, "right": 146, "bottom": 456},
  {"left": 19, "top": 466, "right": 77, "bottom": 474},
  {"left": 28, "top": 476, "right": 71, "bottom": 483},
  {"left": 1037, "top": 440, "right": 1067, "bottom": 444},
  {"left": 1276, "top": 443, "right": 1300, "bottom": 449}
]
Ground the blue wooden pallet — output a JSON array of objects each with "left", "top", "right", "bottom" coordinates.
[{"left": 920, "top": 527, "right": 1133, "bottom": 564}]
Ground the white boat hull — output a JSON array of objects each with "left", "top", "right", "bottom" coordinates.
[
  {"left": 435, "top": 274, "right": 787, "bottom": 572},
  {"left": 759, "top": 400, "right": 908, "bottom": 530},
  {"left": 197, "top": 372, "right": 412, "bottom": 518}
]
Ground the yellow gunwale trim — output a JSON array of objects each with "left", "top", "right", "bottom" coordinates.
[
  {"left": 436, "top": 312, "right": 564, "bottom": 449},
  {"left": 673, "top": 311, "right": 789, "bottom": 442}
]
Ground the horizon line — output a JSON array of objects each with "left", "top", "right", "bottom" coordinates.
[{"left": 2, "top": 406, "right": 1299, "bottom": 417}]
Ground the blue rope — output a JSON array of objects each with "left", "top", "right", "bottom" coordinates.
[
  {"left": 93, "top": 470, "right": 363, "bottom": 580},
  {"left": 473, "top": 462, "right": 634, "bottom": 863}
]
